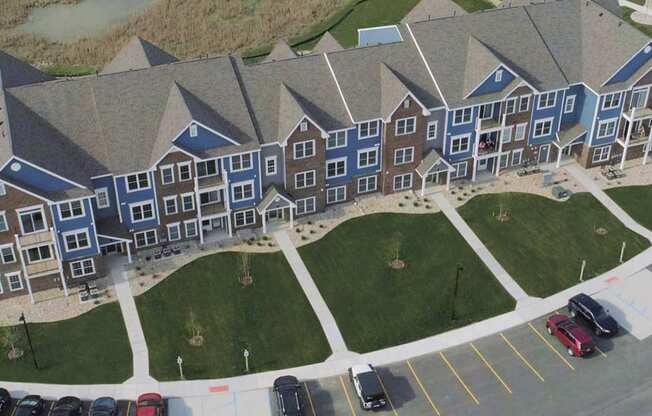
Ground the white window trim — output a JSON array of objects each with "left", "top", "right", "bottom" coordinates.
[
  {"left": 177, "top": 161, "right": 193, "bottom": 182},
  {"left": 602, "top": 92, "right": 622, "bottom": 111},
  {"left": 326, "top": 157, "right": 347, "bottom": 179},
  {"left": 159, "top": 164, "right": 175, "bottom": 185},
  {"left": 234, "top": 209, "right": 256, "bottom": 228},
  {"left": 592, "top": 145, "right": 612, "bottom": 163},
  {"left": 62, "top": 228, "right": 91, "bottom": 252},
  {"left": 538, "top": 92, "right": 557, "bottom": 110},
  {"left": 295, "top": 197, "right": 317, "bottom": 215},
  {"left": 450, "top": 134, "right": 471, "bottom": 155},
  {"left": 358, "top": 120, "right": 379, "bottom": 139},
  {"left": 230, "top": 180, "right": 255, "bottom": 202},
  {"left": 631, "top": 88, "right": 649, "bottom": 110},
  {"left": 0, "top": 276, "right": 3, "bottom": 294},
  {"left": 196, "top": 159, "right": 218, "bottom": 178},
  {"left": 300, "top": 121, "right": 309, "bottom": 132},
  {"left": 0, "top": 211, "right": 8, "bottom": 232},
  {"left": 452, "top": 107, "right": 472, "bottom": 126},
  {"left": 326, "top": 185, "right": 347, "bottom": 204},
  {"left": 167, "top": 223, "right": 182, "bottom": 242},
  {"left": 426, "top": 121, "right": 438, "bottom": 141},
  {"left": 163, "top": 196, "right": 178, "bottom": 216},
  {"left": 512, "top": 149, "right": 524, "bottom": 165},
  {"left": 357, "top": 148, "right": 378, "bottom": 169},
  {"left": 515, "top": 123, "right": 527, "bottom": 141},
  {"left": 0, "top": 182, "right": 5, "bottom": 196},
  {"left": 533, "top": 117, "right": 555, "bottom": 139},
  {"left": 230, "top": 153, "right": 253, "bottom": 173},
  {"left": 125, "top": 172, "right": 151, "bottom": 193},
  {"left": 395, "top": 117, "right": 417, "bottom": 136},
  {"left": 519, "top": 95, "right": 531, "bottom": 112},
  {"left": 0, "top": 243, "right": 16, "bottom": 264},
  {"left": 596, "top": 118, "right": 618, "bottom": 139},
  {"left": 295, "top": 170, "right": 316, "bottom": 189},
  {"left": 393, "top": 173, "right": 413, "bottom": 191},
  {"left": 479, "top": 103, "right": 494, "bottom": 120},
  {"left": 357, "top": 175, "right": 378, "bottom": 194},
  {"left": 189, "top": 124, "right": 198, "bottom": 138},
  {"left": 394, "top": 147, "right": 415, "bottom": 165},
  {"left": 95, "top": 188, "right": 110, "bottom": 209},
  {"left": 129, "top": 200, "right": 155, "bottom": 224},
  {"left": 264, "top": 156, "right": 278, "bottom": 176},
  {"left": 58, "top": 200, "right": 86, "bottom": 221},
  {"left": 184, "top": 220, "right": 198, "bottom": 238},
  {"left": 327, "top": 130, "right": 348, "bottom": 150},
  {"left": 17, "top": 205, "right": 48, "bottom": 236},
  {"left": 564, "top": 95, "right": 576, "bottom": 114},
  {"left": 70, "top": 258, "right": 96, "bottom": 279},
  {"left": 293, "top": 140, "right": 316, "bottom": 160},
  {"left": 495, "top": 69, "right": 503, "bottom": 82},
  {"left": 134, "top": 229, "right": 158, "bottom": 248},
  {"left": 452, "top": 162, "right": 468, "bottom": 179},
  {"left": 7, "top": 272, "right": 23, "bottom": 292},
  {"left": 505, "top": 97, "right": 517, "bottom": 115},
  {"left": 181, "top": 192, "right": 196, "bottom": 212},
  {"left": 25, "top": 244, "right": 54, "bottom": 264},
  {"left": 501, "top": 126, "right": 513, "bottom": 143}
]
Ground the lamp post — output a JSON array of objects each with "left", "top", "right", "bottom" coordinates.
[
  {"left": 19, "top": 313, "right": 38, "bottom": 370},
  {"left": 176, "top": 355, "right": 184, "bottom": 380},
  {"left": 451, "top": 264, "right": 464, "bottom": 322},
  {"left": 243, "top": 348, "right": 250, "bottom": 373}
]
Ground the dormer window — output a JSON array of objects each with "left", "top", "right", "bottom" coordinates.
[
  {"left": 403, "top": 98, "right": 411, "bottom": 109},
  {"left": 189, "top": 124, "right": 198, "bottom": 138},
  {"left": 300, "top": 121, "right": 309, "bottom": 132},
  {"left": 645, "top": 45, "right": 652, "bottom": 54},
  {"left": 495, "top": 69, "right": 503, "bottom": 82}
]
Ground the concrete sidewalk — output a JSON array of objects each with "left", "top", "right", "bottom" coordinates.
[{"left": 431, "top": 193, "right": 532, "bottom": 304}]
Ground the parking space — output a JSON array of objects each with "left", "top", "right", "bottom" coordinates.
[{"left": 4, "top": 398, "right": 135, "bottom": 416}]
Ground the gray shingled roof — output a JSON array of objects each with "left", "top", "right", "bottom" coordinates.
[
  {"left": 499, "top": 0, "right": 621, "bottom": 18},
  {"left": 257, "top": 185, "right": 295, "bottom": 213},
  {"left": 402, "top": 0, "right": 466, "bottom": 23},
  {"left": 380, "top": 63, "right": 418, "bottom": 121},
  {"left": 416, "top": 148, "right": 452, "bottom": 177},
  {"left": 555, "top": 122, "right": 587, "bottom": 147},
  {"left": 101, "top": 36, "right": 178, "bottom": 75},
  {"left": 0, "top": 51, "right": 53, "bottom": 88},
  {"left": 263, "top": 40, "right": 298, "bottom": 63},
  {"left": 312, "top": 32, "right": 344, "bottom": 54},
  {"left": 463, "top": 36, "right": 505, "bottom": 97}
]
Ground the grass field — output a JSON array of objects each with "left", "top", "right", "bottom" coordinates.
[
  {"left": 0, "top": 303, "right": 132, "bottom": 384},
  {"left": 299, "top": 213, "right": 515, "bottom": 354},
  {"left": 606, "top": 185, "right": 652, "bottom": 231},
  {"left": 136, "top": 251, "right": 331, "bottom": 381},
  {"left": 459, "top": 192, "right": 650, "bottom": 298}
]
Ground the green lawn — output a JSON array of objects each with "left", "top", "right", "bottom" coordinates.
[
  {"left": 606, "top": 185, "right": 652, "bottom": 231},
  {"left": 136, "top": 251, "right": 331, "bottom": 380},
  {"left": 459, "top": 192, "right": 650, "bottom": 298},
  {"left": 299, "top": 213, "right": 515, "bottom": 353},
  {"left": 42, "top": 64, "right": 96, "bottom": 77},
  {"left": 0, "top": 303, "right": 132, "bottom": 384},
  {"left": 622, "top": 7, "right": 652, "bottom": 37}
]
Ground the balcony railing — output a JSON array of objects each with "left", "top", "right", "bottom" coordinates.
[
  {"left": 26, "top": 259, "right": 59, "bottom": 276},
  {"left": 478, "top": 117, "right": 501, "bottom": 132},
  {"left": 198, "top": 175, "right": 224, "bottom": 189},
  {"left": 18, "top": 229, "right": 53, "bottom": 247},
  {"left": 200, "top": 203, "right": 227, "bottom": 217}
]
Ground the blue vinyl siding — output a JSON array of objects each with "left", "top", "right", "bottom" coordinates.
[
  {"left": 591, "top": 93, "right": 624, "bottom": 146},
  {"left": 114, "top": 172, "right": 159, "bottom": 231},
  {"left": 468, "top": 66, "right": 516, "bottom": 98},
  {"left": 325, "top": 128, "right": 381, "bottom": 187},
  {"left": 1, "top": 158, "right": 77, "bottom": 193},
  {"left": 175, "top": 124, "right": 235, "bottom": 152},
  {"left": 579, "top": 86, "right": 599, "bottom": 133},
  {"left": 445, "top": 106, "right": 478, "bottom": 161},
  {"left": 529, "top": 91, "right": 564, "bottom": 144},
  {"left": 560, "top": 85, "right": 584, "bottom": 125},
  {"left": 224, "top": 151, "right": 262, "bottom": 210},
  {"left": 91, "top": 176, "right": 118, "bottom": 220},
  {"left": 52, "top": 198, "right": 100, "bottom": 260},
  {"left": 605, "top": 42, "right": 652, "bottom": 85}
]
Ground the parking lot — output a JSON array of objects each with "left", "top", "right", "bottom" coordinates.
[
  {"left": 272, "top": 310, "right": 645, "bottom": 416},
  {"left": 5, "top": 399, "right": 136, "bottom": 416}
]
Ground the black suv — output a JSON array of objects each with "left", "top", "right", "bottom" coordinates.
[
  {"left": 273, "top": 376, "right": 304, "bottom": 416},
  {"left": 14, "top": 395, "right": 44, "bottom": 416},
  {"left": 348, "top": 365, "right": 387, "bottom": 410},
  {"left": 0, "top": 389, "right": 11, "bottom": 416},
  {"left": 51, "top": 397, "right": 82, "bottom": 416},
  {"left": 568, "top": 293, "right": 619, "bottom": 336}
]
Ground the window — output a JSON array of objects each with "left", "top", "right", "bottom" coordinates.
[
  {"left": 427, "top": 121, "right": 438, "bottom": 141},
  {"left": 512, "top": 149, "right": 524, "bottom": 166},
  {"left": 160, "top": 165, "right": 175, "bottom": 185},
  {"left": 326, "top": 158, "right": 347, "bottom": 179},
  {"left": 519, "top": 95, "right": 531, "bottom": 112},
  {"left": 300, "top": 121, "right": 309, "bottom": 132},
  {"left": 597, "top": 119, "right": 618, "bottom": 139},
  {"left": 7, "top": 272, "right": 23, "bottom": 291},
  {"left": 453, "top": 108, "right": 472, "bottom": 125},
  {"left": 265, "top": 156, "right": 277, "bottom": 175},
  {"left": 294, "top": 140, "right": 315, "bottom": 159},
  {"left": 393, "top": 173, "right": 413, "bottom": 191},
  {"left": 359, "top": 121, "right": 379, "bottom": 139},
  {"left": 358, "top": 148, "right": 378, "bottom": 168},
  {"left": 196, "top": 160, "right": 217, "bottom": 177},
  {"left": 326, "top": 186, "right": 346, "bottom": 204},
  {"left": 64, "top": 229, "right": 90, "bottom": 251},
  {"left": 603, "top": 92, "right": 621, "bottom": 110},
  {"left": 592, "top": 146, "right": 611, "bottom": 163},
  {"left": 499, "top": 153, "right": 509, "bottom": 169},
  {"left": 538, "top": 92, "right": 557, "bottom": 109},
  {"left": 59, "top": 200, "right": 84, "bottom": 220},
  {"left": 126, "top": 172, "right": 150, "bottom": 192},
  {"left": 181, "top": 193, "right": 195, "bottom": 212},
  {"left": 231, "top": 153, "right": 252, "bottom": 172},
  {"left": 395, "top": 117, "right": 416, "bottom": 136},
  {"left": 515, "top": 123, "right": 527, "bottom": 141},
  {"left": 296, "top": 197, "right": 316, "bottom": 215},
  {"left": 357, "top": 176, "right": 377, "bottom": 194},
  {"left": 451, "top": 135, "right": 471, "bottom": 154},
  {"left": 167, "top": 223, "right": 181, "bottom": 241},
  {"left": 295, "top": 171, "right": 316, "bottom": 189},
  {"left": 95, "top": 188, "right": 110, "bottom": 209},
  {"left": 19, "top": 207, "right": 46, "bottom": 234},
  {"left": 631, "top": 88, "right": 648, "bottom": 109},
  {"left": 327, "top": 131, "right": 347, "bottom": 149},
  {"left": 394, "top": 147, "right": 414, "bottom": 165},
  {"left": 134, "top": 230, "right": 157, "bottom": 248},
  {"left": 130, "top": 201, "right": 155, "bottom": 223},
  {"left": 185, "top": 220, "right": 198, "bottom": 238},
  {"left": 0, "top": 182, "right": 5, "bottom": 196},
  {"left": 505, "top": 97, "right": 517, "bottom": 115},
  {"left": 501, "top": 126, "right": 513, "bottom": 144},
  {"left": 403, "top": 98, "right": 411, "bottom": 109},
  {"left": 0, "top": 211, "right": 7, "bottom": 232},
  {"left": 26, "top": 245, "right": 52, "bottom": 263},
  {"left": 564, "top": 95, "right": 576, "bottom": 114},
  {"left": 70, "top": 259, "right": 95, "bottom": 278},
  {"left": 189, "top": 124, "right": 198, "bottom": 137},
  {"left": 231, "top": 181, "right": 254, "bottom": 202},
  {"left": 452, "top": 162, "right": 468, "bottom": 179},
  {"left": 164, "top": 196, "right": 178, "bottom": 215},
  {"left": 1, "top": 244, "right": 15, "bottom": 264},
  {"left": 234, "top": 209, "right": 256, "bottom": 227},
  {"left": 495, "top": 69, "right": 503, "bottom": 82},
  {"left": 200, "top": 190, "right": 221, "bottom": 205},
  {"left": 178, "top": 162, "right": 192, "bottom": 182},
  {"left": 479, "top": 103, "right": 493, "bottom": 120},
  {"left": 533, "top": 118, "right": 554, "bottom": 138}
]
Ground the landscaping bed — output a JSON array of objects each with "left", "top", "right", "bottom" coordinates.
[
  {"left": 459, "top": 192, "right": 650, "bottom": 298},
  {"left": 299, "top": 213, "right": 515, "bottom": 353},
  {"left": 0, "top": 303, "right": 132, "bottom": 384},
  {"left": 136, "top": 251, "right": 331, "bottom": 380},
  {"left": 606, "top": 184, "right": 652, "bottom": 231}
]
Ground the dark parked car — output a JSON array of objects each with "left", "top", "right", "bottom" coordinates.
[
  {"left": 89, "top": 397, "right": 118, "bottom": 416},
  {"left": 51, "top": 397, "right": 82, "bottom": 416},
  {"left": 568, "top": 293, "right": 619, "bottom": 336},
  {"left": 0, "top": 389, "right": 11, "bottom": 416},
  {"left": 273, "top": 376, "right": 304, "bottom": 416},
  {"left": 348, "top": 365, "right": 387, "bottom": 410},
  {"left": 14, "top": 395, "right": 44, "bottom": 416},
  {"left": 136, "top": 393, "right": 164, "bottom": 416},
  {"left": 546, "top": 314, "right": 595, "bottom": 357}
]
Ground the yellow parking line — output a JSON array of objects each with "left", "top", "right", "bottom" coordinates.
[
  {"left": 339, "top": 376, "right": 357, "bottom": 416},
  {"left": 439, "top": 351, "right": 480, "bottom": 405},
  {"left": 595, "top": 346, "right": 608, "bottom": 358},
  {"left": 469, "top": 342, "right": 512, "bottom": 395},
  {"left": 528, "top": 322, "right": 576, "bottom": 371},
  {"left": 304, "top": 383, "right": 317, "bottom": 416},
  {"left": 126, "top": 401, "right": 131, "bottom": 416},
  {"left": 48, "top": 402, "right": 54, "bottom": 416},
  {"left": 406, "top": 360, "right": 442, "bottom": 416},
  {"left": 10, "top": 404, "right": 17, "bottom": 416},
  {"left": 499, "top": 333, "right": 545, "bottom": 382},
  {"left": 376, "top": 374, "right": 399, "bottom": 416}
]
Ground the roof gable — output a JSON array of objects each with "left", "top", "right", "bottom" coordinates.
[
  {"left": 278, "top": 83, "right": 328, "bottom": 141},
  {"left": 380, "top": 63, "right": 429, "bottom": 120},
  {"left": 0, "top": 50, "right": 53, "bottom": 88},
  {"left": 467, "top": 64, "right": 518, "bottom": 98},
  {"left": 402, "top": 0, "right": 466, "bottom": 24},
  {"left": 264, "top": 40, "right": 297, "bottom": 63},
  {"left": 101, "top": 36, "right": 178, "bottom": 75},
  {"left": 312, "top": 32, "right": 344, "bottom": 54},
  {"left": 463, "top": 36, "right": 505, "bottom": 97}
]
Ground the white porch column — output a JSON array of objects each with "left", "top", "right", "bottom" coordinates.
[
  {"left": 227, "top": 214, "right": 233, "bottom": 237},
  {"left": 25, "top": 277, "right": 35, "bottom": 304},
  {"left": 472, "top": 158, "right": 478, "bottom": 182},
  {"left": 126, "top": 242, "right": 133, "bottom": 264},
  {"left": 621, "top": 109, "right": 635, "bottom": 170},
  {"left": 50, "top": 227, "right": 68, "bottom": 297},
  {"left": 556, "top": 145, "right": 563, "bottom": 169},
  {"left": 420, "top": 175, "right": 426, "bottom": 197},
  {"left": 645, "top": 130, "right": 652, "bottom": 166},
  {"left": 60, "top": 271, "right": 69, "bottom": 297},
  {"left": 446, "top": 170, "right": 451, "bottom": 191},
  {"left": 262, "top": 211, "right": 267, "bottom": 234},
  {"left": 289, "top": 206, "right": 294, "bottom": 229},
  {"left": 496, "top": 114, "right": 506, "bottom": 177}
]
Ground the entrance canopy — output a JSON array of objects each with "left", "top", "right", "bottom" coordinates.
[
  {"left": 416, "top": 148, "right": 455, "bottom": 178},
  {"left": 257, "top": 186, "right": 296, "bottom": 233},
  {"left": 554, "top": 123, "right": 586, "bottom": 149}
]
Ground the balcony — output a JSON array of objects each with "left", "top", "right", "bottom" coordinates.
[
  {"left": 624, "top": 106, "right": 652, "bottom": 122},
  {"left": 26, "top": 259, "right": 59, "bottom": 276},
  {"left": 198, "top": 175, "right": 224, "bottom": 189},
  {"left": 18, "top": 229, "right": 53, "bottom": 247},
  {"left": 477, "top": 133, "right": 499, "bottom": 156},
  {"left": 478, "top": 117, "right": 501, "bottom": 132},
  {"left": 200, "top": 203, "right": 227, "bottom": 217}
]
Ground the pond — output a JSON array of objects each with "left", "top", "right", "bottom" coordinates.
[{"left": 15, "top": 0, "right": 157, "bottom": 43}]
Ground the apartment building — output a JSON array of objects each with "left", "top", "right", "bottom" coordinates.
[{"left": 1, "top": 0, "right": 651, "bottom": 303}]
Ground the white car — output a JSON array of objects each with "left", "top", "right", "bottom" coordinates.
[{"left": 348, "top": 364, "right": 387, "bottom": 410}]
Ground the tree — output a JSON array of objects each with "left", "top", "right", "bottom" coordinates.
[
  {"left": 1, "top": 326, "right": 23, "bottom": 360},
  {"left": 385, "top": 232, "right": 405, "bottom": 269},
  {"left": 185, "top": 309, "right": 204, "bottom": 347},
  {"left": 239, "top": 252, "right": 253, "bottom": 285}
]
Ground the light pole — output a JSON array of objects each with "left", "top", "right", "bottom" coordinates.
[
  {"left": 451, "top": 264, "right": 463, "bottom": 322},
  {"left": 243, "top": 348, "right": 250, "bottom": 373},
  {"left": 176, "top": 355, "right": 184, "bottom": 380},
  {"left": 19, "top": 313, "right": 38, "bottom": 370}
]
